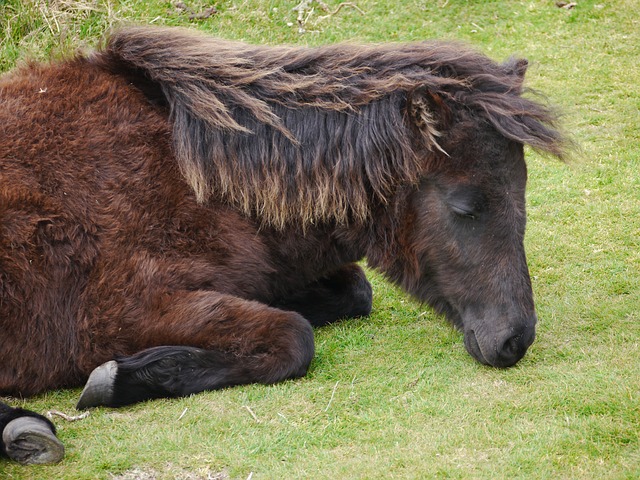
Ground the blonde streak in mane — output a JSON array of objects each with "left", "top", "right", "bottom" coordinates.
[
  {"left": 261, "top": 173, "right": 288, "bottom": 228},
  {"left": 310, "top": 169, "right": 334, "bottom": 224},
  {"left": 176, "top": 76, "right": 297, "bottom": 143},
  {"left": 179, "top": 161, "right": 209, "bottom": 204},
  {"left": 216, "top": 84, "right": 297, "bottom": 142},
  {"left": 327, "top": 157, "right": 353, "bottom": 223},
  {"left": 294, "top": 171, "right": 322, "bottom": 226},
  {"left": 212, "top": 155, "right": 254, "bottom": 218},
  {"left": 421, "top": 113, "right": 448, "bottom": 156},
  {"left": 172, "top": 129, "right": 211, "bottom": 204}
]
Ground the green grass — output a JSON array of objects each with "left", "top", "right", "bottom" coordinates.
[{"left": 1, "top": 0, "right": 639, "bottom": 478}]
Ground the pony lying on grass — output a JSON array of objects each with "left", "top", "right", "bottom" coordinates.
[{"left": 0, "top": 27, "right": 566, "bottom": 458}]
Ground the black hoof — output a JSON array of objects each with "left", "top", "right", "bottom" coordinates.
[
  {"left": 2, "top": 417, "right": 64, "bottom": 465},
  {"left": 76, "top": 360, "right": 118, "bottom": 410}
]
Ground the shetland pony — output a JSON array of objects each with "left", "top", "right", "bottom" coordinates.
[{"left": 0, "top": 27, "right": 566, "bottom": 409}]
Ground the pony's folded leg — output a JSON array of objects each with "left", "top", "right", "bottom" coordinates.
[
  {"left": 78, "top": 347, "right": 249, "bottom": 408},
  {"left": 273, "top": 263, "right": 373, "bottom": 326},
  {"left": 78, "top": 341, "right": 313, "bottom": 409},
  {"left": 0, "top": 402, "right": 64, "bottom": 465},
  {"left": 77, "top": 292, "right": 315, "bottom": 409}
]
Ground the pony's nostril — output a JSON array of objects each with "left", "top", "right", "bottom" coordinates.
[
  {"left": 496, "top": 327, "right": 535, "bottom": 367},
  {"left": 501, "top": 334, "right": 521, "bottom": 357}
]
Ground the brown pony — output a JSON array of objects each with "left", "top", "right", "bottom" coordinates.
[{"left": 0, "top": 27, "right": 566, "bottom": 409}]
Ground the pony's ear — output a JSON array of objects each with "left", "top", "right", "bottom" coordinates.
[
  {"left": 503, "top": 57, "right": 529, "bottom": 89},
  {"left": 406, "top": 86, "right": 451, "bottom": 154}
]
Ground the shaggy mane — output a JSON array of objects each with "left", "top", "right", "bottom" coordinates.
[{"left": 92, "top": 27, "right": 566, "bottom": 227}]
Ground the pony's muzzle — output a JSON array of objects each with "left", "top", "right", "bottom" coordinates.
[{"left": 464, "top": 316, "right": 536, "bottom": 368}]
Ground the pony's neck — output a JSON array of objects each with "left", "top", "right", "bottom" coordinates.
[{"left": 257, "top": 198, "right": 408, "bottom": 301}]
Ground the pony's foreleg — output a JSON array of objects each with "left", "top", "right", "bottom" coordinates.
[
  {"left": 77, "top": 292, "right": 314, "bottom": 409},
  {"left": 0, "top": 402, "right": 64, "bottom": 465},
  {"left": 273, "top": 263, "right": 373, "bottom": 326}
]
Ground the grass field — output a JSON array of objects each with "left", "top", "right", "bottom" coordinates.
[{"left": 1, "top": 1, "right": 638, "bottom": 479}]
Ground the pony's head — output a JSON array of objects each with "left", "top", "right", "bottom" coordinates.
[{"left": 371, "top": 58, "right": 567, "bottom": 367}]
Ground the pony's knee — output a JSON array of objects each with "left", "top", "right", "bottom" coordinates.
[
  {"left": 264, "top": 312, "right": 315, "bottom": 381},
  {"left": 331, "top": 263, "right": 373, "bottom": 318},
  {"left": 347, "top": 265, "right": 373, "bottom": 317},
  {"left": 293, "top": 313, "right": 315, "bottom": 375},
  {"left": 75, "top": 310, "right": 316, "bottom": 408}
]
